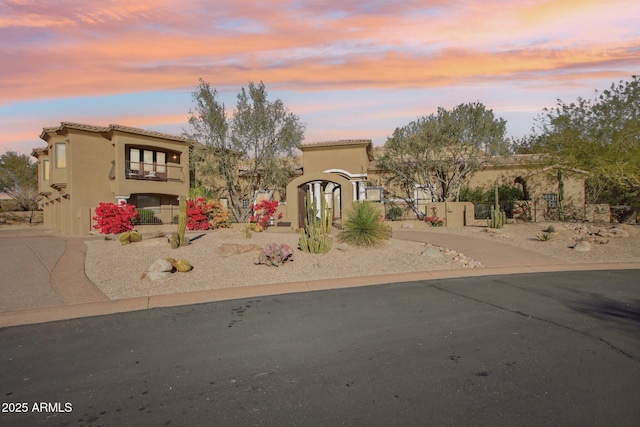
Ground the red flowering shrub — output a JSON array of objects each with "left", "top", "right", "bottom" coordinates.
[
  {"left": 186, "top": 198, "right": 211, "bottom": 230},
  {"left": 93, "top": 202, "right": 140, "bottom": 234},
  {"left": 186, "top": 198, "right": 233, "bottom": 230},
  {"left": 425, "top": 205, "right": 445, "bottom": 226},
  {"left": 249, "top": 200, "right": 283, "bottom": 229}
]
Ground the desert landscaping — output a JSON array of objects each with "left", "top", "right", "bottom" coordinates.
[
  {"left": 81, "top": 221, "right": 640, "bottom": 300},
  {"left": 2, "top": 211, "right": 637, "bottom": 301}
]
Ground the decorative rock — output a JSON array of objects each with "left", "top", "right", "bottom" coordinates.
[
  {"left": 608, "top": 227, "right": 630, "bottom": 238},
  {"left": 143, "top": 258, "right": 174, "bottom": 281},
  {"left": 596, "top": 227, "right": 630, "bottom": 238},
  {"left": 617, "top": 224, "right": 638, "bottom": 235},
  {"left": 573, "top": 240, "right": 591, "bottom": 252},
  {"left": 336, "top": 243, "right": 349, "bottom": 251},
  {"left": 149, "top": 258, "right": 173, "bottom": 272},
  {"left": 421, "top": 247, "right": 442, "bottom": 258},
  {"left": 582, "top": 234, "right": 609, "bottom": 245},
  {"left": 401, "top": 223, "right": 414, "bottom": 229},
  {"left": 151, "top": 230, "right": 166, "bottom": 239}
]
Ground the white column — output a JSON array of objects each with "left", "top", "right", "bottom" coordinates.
[
  {"left": 313, "top": 181, "right": 322, "bottom": 217},
  {"left": 358, "top": 180, "right": 366, "bottom": 201},
  {"left": 352, "top": 181, "right": 357, "bottom": 201}
]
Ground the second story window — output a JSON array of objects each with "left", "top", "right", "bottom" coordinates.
[
  {"left": 55, "top": 143, "right": 66, "bottom": 168},
  {"left": 127, "top": 147, "right": 168, "bottom": 179},
  {"left": 43, "top": 160, "right": 50, "bottom": 180}
]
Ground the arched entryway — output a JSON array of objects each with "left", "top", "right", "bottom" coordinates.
[
  {"left": 297, "top": 180, "right": 343, "bottom": 228},
  {"left": 285, "top": 172, "right": 354, "bottom": 229}
]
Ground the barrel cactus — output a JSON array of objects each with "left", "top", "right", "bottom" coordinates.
[
  {"left": 254, "top": 242, "right": 294, "bottom": 267},
  {"left": 129, "top": 230, "right": 142, "bottom": 242},
  {"left": 119, "top": 232, "right": 131, "bottom": 245},
  {"left": 174, "top": 259, "right": 193, "bottom": 272}
]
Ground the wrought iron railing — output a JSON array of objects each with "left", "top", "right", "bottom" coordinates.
[{"left": 124, "top": 161, "right": 184, "bottom": 182}]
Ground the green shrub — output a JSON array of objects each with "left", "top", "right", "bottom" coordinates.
[
  {"left": 136, "top": 208, "right": 159, "bottom": 224},
  {"left": 537, "top": 232, "right": 553, "bottom": 241},
  {"left": 386, "top": 206, "right": 404, "bottom": 221},
  {"left": 338, "top": 202, "right": 391, "bottom": 247}
]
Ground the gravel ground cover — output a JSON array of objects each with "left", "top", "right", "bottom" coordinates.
[{"left": 84, "top": 221, "right": 640, "bottom": 300}]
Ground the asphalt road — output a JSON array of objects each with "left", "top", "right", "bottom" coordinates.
[{"left": 1, "top": 270, "right": 639, "bottom": 426}]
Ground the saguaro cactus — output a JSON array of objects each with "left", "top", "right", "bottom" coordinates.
[
  {"left": 488, "top": 182, "right": 506, "bottom": 229},
  {"left": 171, "top": 195, "right": 189, "bottom": 248},
  {"left": 557, "top": 170, "right": 565, "bottom": 221}
]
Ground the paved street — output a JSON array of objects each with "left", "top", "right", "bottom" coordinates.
[{"left": 1, "top": 270, "right": 639, "bottom": 426}]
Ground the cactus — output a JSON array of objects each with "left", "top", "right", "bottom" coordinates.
[
  {"left": 488, "top": 182, "right": 507, "bottom": 229},
  {"left": 171, "top": 196, "right": 189, "bottom": 248},
  {"left": 169, "top": 232, "right": 179, "bottom": 249},
  {"left": 558, "top": 170, "right": 565, "bottom": 221},
  {"left": 299, "top": 192, "right": 333, "bottom": 253},
  {"left": 304, "top": 192, "right": 332, "bottom": 234},
  {"left": 299, "top": 228, "right": 332, "bottom": 253},
  {"left": 174, "top": 259, "right": 193, "bottom": 272},
  {"left": 119, "top": 232, "right": 131, "bottom": 245},
  {"left": 164, "top": 257, "right": 192, "bottom": 272},
  {"left": 254, "top": 242, "right": 294, "bottom": 267}
]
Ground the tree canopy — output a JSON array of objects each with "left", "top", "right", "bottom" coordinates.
[
  {"left": 528, "top": 76, "right": 640, "bottom": 194},
  {"left": 378, "top": 102, "right": 508, "bottom": 210},
  {"left": 187, "top": 79, "right": 305, "bottom": 221},
  {"left": 0, "top": 151, "right": 38, "bottom": 210}
]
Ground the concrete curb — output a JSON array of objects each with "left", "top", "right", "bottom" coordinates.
[{"left": 2, "top": 262, "right": 638, "bottom": 328}]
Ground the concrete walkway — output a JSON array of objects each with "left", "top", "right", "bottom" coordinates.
[{"left": 1, "top": 227, "right": 638, "bottom": 328}]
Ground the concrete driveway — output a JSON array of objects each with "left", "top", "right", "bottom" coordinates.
[{"left": 0, "top": 229, "right": 107, "bottom": 313}]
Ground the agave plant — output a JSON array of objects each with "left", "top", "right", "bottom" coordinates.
[{"left": 537, "top": 232, "right": 553, "bottom": 241}]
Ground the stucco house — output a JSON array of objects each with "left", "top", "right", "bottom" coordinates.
[
  {"left": 32, "top": 122, "right": 190, "bottom": 236},
  {"left": 283, "top": 140, "right": 373, "bottom": 228},
  {"left": 279, "top": 140, "right": 587, "bottom": 228},
  {"left": 468, "top": 155, "right": 588, "bottom": 222}
]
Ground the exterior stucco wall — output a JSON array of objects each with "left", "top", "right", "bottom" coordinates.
[
  {"left": 285, "top": 172, "right": 355, "bottom": 229},
  {"left": 302, "top": 145, "right": 370, "bottom": 175},
  {"left": 34, "top": 123, "right": 190, "bottom": 236},
  {"left": 470, "top": 165, "right": 586, "bottom": 220}
]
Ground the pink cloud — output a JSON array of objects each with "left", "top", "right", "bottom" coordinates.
[
  {"left": 1, "top": 0, "right": 639, "bottom": 155},
  {"left": 2, "top": 0, "right": 638, "bottom": 105}
]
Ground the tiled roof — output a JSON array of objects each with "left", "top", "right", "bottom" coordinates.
[
  {"left": 40, "top": 122, "right": 191, "bottom": 143},
  {"left": 299, "top": 139, "right": 372, "bottom": 149}
]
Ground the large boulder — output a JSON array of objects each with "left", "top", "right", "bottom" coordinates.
[
  {"left": 421, "top": 247, "right": 442, "bottom": 258},
  {"left": 596, "top": 226, "right": 630, "bottom": 238},
  {"left": 143, "top": 258, "right": 174, "bottom": 281},
  {"left": 573, "top": 240, "right": 592, "bottom": 252}
]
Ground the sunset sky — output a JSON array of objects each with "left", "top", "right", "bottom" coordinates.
[{"left": 1, "top": 0, "right": 639, "bottom": 156}]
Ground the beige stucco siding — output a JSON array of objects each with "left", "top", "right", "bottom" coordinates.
[{"left": 33, "top": 122, "right": 190, "bottom": 236}]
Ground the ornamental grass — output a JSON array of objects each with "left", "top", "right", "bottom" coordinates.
[{"left": 338, "top": 202, "right": 392, "bottom": 247}]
